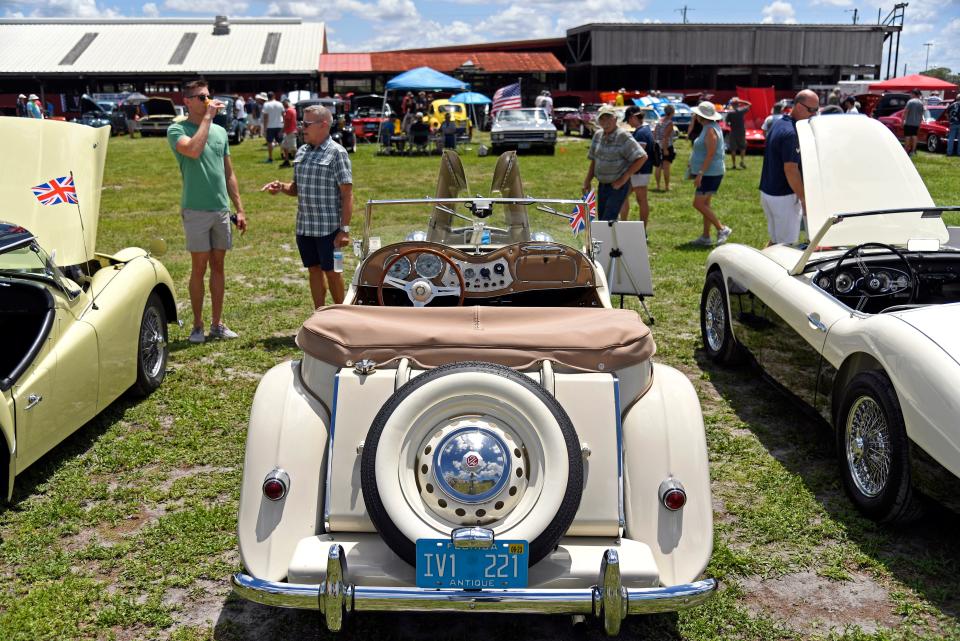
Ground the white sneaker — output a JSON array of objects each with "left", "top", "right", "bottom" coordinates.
[
  {"left": 717, "top": 226, "right": 733, "bottom": 245},
  {"left": 188, "top": 326, "right": 205, "bottom": 344},
  {"left": 691, "top": 235, "right": 714, "bottom": 247},
  {"left": 209, "top": 323, "right": 239, "bottom": 340}
]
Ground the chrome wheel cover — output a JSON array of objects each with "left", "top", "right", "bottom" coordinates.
[
  {"left": 845, "top": 396, "right": 891, "bottom": 498},
  {"left": 417, "top": 418, "right": 528, "bottom": 526},
  {"left": 140, "top": 306, "right": 166, "bottom": 379},
  {"left": 704, "top": 286, "right": 726, "bottom": 353}
]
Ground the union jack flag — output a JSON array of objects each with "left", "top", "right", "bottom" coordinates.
[
  {"left": 491, "top": 82, "right": 521, "bottom": 115},
  {"left": 31, "top": 175, "right": 78, "bottom": 206},
  {"left": 569, "top": 189, "right": 597, "bottom": 235}
]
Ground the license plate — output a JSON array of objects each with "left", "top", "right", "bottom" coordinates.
[
  {"left": 416, "top": 539, "right": 528, "bottom": 589},
  {"left": 518, "top": 142, "right": 531, "bottom": 149}
]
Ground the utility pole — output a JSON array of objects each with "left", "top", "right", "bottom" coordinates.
[
  {"left": 923, "top": 42, "right": 933, "bottom": 70},
  {"left": 675, "top": 5, "right": 694, "bottom": 24},
  {"left": 845, "top": 8, "right": 858, "bottom": 24}
]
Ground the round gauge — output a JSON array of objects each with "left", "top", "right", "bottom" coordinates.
[
  {"left": 415, "top": 253, "right": 444, "bottom": 279},
  {"left": 817, "top": 276, "right": 832, "bottom": 290},
  {"left": 387, "top": 255, "right": 411, "bottom": 280},
  {"left": 893, "top": 274, "right": 910, "bottom": 290},
  {"left": 835, "top": 272, "right": 855, "bottom": 294},
  {"left": 874, "top": 272, "right": 891, "bottom": 291},
  {"left": 463, "top": 267, "right": 476, "bottom": 279}
]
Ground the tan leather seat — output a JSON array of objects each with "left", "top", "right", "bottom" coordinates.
[{"left": 297, "top": 305, "right": 655, "bottom": 373}]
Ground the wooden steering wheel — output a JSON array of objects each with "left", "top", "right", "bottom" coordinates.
[{"left": 377, "top": 247, "right": 466, "bottom": 306}]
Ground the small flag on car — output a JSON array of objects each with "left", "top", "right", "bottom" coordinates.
[
  {"left": 491, "top": 82, "right": 522, "bottom": 115},
  {"left": 31, "top": 175, "right": 78, "bottom": 206},
  {"left": 569, "top": 189, "right": 597, "bottom": 235}
]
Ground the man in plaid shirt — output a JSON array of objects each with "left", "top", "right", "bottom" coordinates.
[{"left": 262, "top": 105, "right": 353, "bottom": 306}]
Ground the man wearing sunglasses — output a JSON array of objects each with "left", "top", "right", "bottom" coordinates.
[
  {"left": 758, "top": 89, "right": 818, "bottom": 246},
  {"left": 168, "top": 79, "right": 247, "bottom": 344}
]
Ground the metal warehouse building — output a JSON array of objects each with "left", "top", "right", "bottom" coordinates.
[
  {"left": 565, "top": 23, "right": 900, "bottom": 91},
  {"left": 0, "top": 17, "right": 326, "bottom": 108}
]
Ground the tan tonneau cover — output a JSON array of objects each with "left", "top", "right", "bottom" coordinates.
[{"left": 297, "top": 305, "right": 655, "bottom": 372}]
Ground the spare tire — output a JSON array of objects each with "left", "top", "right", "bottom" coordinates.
[{"left": 360, "top": 361, "right": 583, "bottom": 566}]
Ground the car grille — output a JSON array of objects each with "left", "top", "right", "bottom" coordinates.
[{"left": 499, "top": 131, "right": 547, "bottom": 142}]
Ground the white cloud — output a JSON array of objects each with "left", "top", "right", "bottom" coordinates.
[
  {"left": 808, "top": 0, "right": 851, "bottom": 6},
  {"left": 141, "top": 1, "right": 158, "bottom": 16},
  {"left": 761, "top": 1, "right": 797, "bottom": 24},
  {"left": 162, "top": 0, "right": 246, "bottom": 13},
  {"left": 3, "top": 0, "right": 118, "bottom": 17}
]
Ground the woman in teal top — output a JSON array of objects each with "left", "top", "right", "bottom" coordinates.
[{"left": 688, "top": 102, "right": 733, "bottom": 247}]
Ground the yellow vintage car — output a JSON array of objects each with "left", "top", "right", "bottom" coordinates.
[
  {"left": 423, "top": 99, "right": 472, "bottom": 141},
  {"left": 0, "top": 118, "right": 177, "bottom": 499}
]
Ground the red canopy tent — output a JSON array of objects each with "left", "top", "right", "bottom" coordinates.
[{"left": 868, "top": 74, "right": 958, "bottom": 92}]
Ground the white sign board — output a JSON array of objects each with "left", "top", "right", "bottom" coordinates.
[{"left": 591, "top": 221, "right": 654, "bottom": 297}]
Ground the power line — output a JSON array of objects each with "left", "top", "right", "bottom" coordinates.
[{"left": 675, "top": 5, "right": 694, "bottom": 24}]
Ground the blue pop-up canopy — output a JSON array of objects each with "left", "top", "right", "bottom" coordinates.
[
  {"left": 385, "top": 66, "right": 469, "bottom": 91},
  {"left": 449, "top": 91, "right": 490, "bottom": 104}
]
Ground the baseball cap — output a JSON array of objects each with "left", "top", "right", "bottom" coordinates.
[{"left": 597, "top": 105, "right": 618, "bottom": 120}]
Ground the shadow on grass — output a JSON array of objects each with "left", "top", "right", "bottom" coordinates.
[
  {"left": 213, "top": 596, "right": 681, "bottom": 641},
  {"left": 697, "top": 349, "right": 960, "bottom": 618},
  {"left": 3, "top": 394, "right": 141, "bottom": 510}
]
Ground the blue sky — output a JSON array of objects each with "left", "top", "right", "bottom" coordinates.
[{"left": 3, "top": 0, "right": 958, "bottom": 72}]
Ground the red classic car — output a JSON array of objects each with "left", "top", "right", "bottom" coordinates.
[
  {"left": 878, "top": 107, "right": 949, "bottom": 153},
  {"left": 562, "top": 103, "right": 603, "bottom": 137},
  {"left": 718, "top": 119, "right": 766, "bottom": 152},
  {"left": 351, "top": 94, "right": 397, "bottom": 141},
  {"left": 550, "top": 95, "right": 582, "bottom": 131}
]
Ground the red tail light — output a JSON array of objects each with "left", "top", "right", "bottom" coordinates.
[
  {"left": 659, "top": 478, "right": 686, "bottom": 511},
  {"left": 262, "top": 468, "right": 289, "bottom": 501}
]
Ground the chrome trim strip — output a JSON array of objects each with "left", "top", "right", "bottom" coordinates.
[
  {"left": 612, "top": 375, "right": 625, "bottom": 531},
  {"left": 231, "top": 573, "right": 717, "bottom": 619},
  {"left": 322, "top": 372, "right": 341, "bottom": 532}
]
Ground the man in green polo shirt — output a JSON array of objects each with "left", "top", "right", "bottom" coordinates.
[{"left": 168, "top": 79, "right": 247, "bottom": 344}]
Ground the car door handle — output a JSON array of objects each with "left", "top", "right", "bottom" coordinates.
[
  {"left": 26, "top": 394, "right": 43, "bottom": 410},
  {"left": 807, "top": 313, "right": 828, "bottom": 332}
]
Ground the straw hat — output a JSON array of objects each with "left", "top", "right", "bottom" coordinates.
[
  {"left": 691, "top": 100, "right": 722, "bottom": 121},
  {"left": 28, "top": 93, "right": 39, "bottom": 100}
]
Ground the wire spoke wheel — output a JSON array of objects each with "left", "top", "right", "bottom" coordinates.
[
  {"left": 845, "top": 396, "right": 891, "bottom": 498},
  {"left": 703, "top": 287, "right": 726, "bottom": 354},
  {"left": 140, "top": 305, "right": 166, "bottom": 379}
]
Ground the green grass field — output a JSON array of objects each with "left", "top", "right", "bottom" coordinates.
[{"left": 2, "top": 131, "right": 960, "bottom": 641}]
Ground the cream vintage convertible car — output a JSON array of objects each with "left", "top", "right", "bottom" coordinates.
[
  {"left": 701, "top": 115, "right": 960, "bottom": 523},
  {"left": 0, "top": 118, "right": 177, "bottom": 500},
  {"left": 232, "top": 152, "right": 716, "bottom": 633}
]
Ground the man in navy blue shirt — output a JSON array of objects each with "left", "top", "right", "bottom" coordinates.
[{"left": 759, "top": 89, "right": 818, "bottom": 245}]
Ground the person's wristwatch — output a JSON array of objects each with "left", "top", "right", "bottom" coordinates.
[{"left": 339, "top": 225, "right": 350, "bottom": 234}]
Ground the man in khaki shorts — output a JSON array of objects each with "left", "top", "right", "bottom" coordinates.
[{"left": 168, "top": 79, "right": 247, "bottom": 343}]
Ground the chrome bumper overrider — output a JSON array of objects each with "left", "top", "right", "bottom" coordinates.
[{"left": 232, "top": 545, "right": 717, "bottom": 636}]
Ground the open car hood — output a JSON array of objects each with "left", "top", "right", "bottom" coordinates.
[
  {"left": 80, "top": 94, "right": 106, "bottom": 114},
  {"left": 144, "top": 98, "right": 176, "bottom": 117},
  {"left": 798, "top": 115, "right": 947, "bottom": 249},
  {"left": 0, "top": 118, "right": 109, "bottom": 267}
]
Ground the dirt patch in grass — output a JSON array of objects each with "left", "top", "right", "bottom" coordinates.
[
  {"left": 157, "top": 465, "right": 234, "bottom": 493},
  {"left": 740, "top": 570, "right": 901, "bottom": 634}
]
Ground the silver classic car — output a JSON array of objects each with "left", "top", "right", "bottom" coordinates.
[{"left": 490, "top": 108, "right": 557, "bottom": 155}]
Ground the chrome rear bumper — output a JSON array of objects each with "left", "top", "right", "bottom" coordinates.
[{"left": 232, "top": 545, "right": 717, "bottom": 636}]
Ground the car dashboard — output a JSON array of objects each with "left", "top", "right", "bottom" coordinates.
[{"left": 352, "top": 241, "right": 603, "bottom": 307}]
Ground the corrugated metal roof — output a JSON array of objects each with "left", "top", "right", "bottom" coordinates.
[
  {"left": 0, "top": 18, "right": 326, "bottom": 74},
  {"left": 320, "top": 51, "right": 564, "bottom": 74},
  {"left": 319, "top": 53, "right": 373, "bottom": 73}
]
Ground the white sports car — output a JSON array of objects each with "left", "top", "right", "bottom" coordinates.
[
  {"left": 232, "top": 151, "right": 716, "bottom": 633},
  {"left": 701, "top": 115, "right": 960, "bottom": 523}
]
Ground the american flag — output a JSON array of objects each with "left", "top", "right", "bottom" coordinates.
[
  {"left": 32, "top": 175, "right": 78, "bottom": 206},
  {"left": 569, "top": 189, "right": 597, "bottom": 235},
  {"left": 491, "top": 82, "right": 521, "bottom": 114}
]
